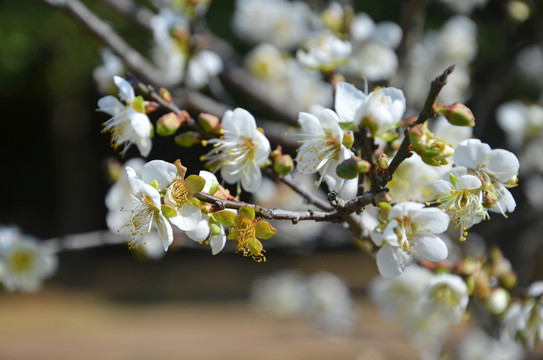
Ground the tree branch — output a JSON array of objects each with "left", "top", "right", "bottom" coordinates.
[{"left": 40, "top": 0, "right": 179, "bottom": 87}]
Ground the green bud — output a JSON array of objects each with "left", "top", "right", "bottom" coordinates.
[
  {"left": 198, "top": 112, "right": 221, "bottom": 134},
  {"left": 336, "top": 156, "right": 361, "bottom": 179},
  {"left": 486, "top": 288, "right": 510, "bottom": 315},
  {"left": 159, "top": 88, "right": 172, "bottom": 103},
  {"left": 212, "top": 210, "right": 237, "bottom": 226},
  {"left": 377, "top": 153, "right": 389, "bottom": 169},
  {"left": 149, "top": 179, "right": 160, "bottom": 191},
  {"left": 254, "top": 220, "right": 276, "bottom": 239},
  {"left": 157, "top": 112, "right": 182, "bottom": 136},
  {"left": 342, "top": 132, "right": 354, "bottom": 149},
  {"left": 175, "top": 131, "right": 201, "bottom": 148},
  {"left": 361, "top": 114, "right": 378, "bottom": 135},
  {"left": 434, "top": 102, "right": 476, "bottom": 127},
  {"left": 273, "top": 154, "right": 294, "bottom": 176},
  {"left": 408, "top": 123, "right": 430, "bottom": 151},
  {"left": 356, "top": 159, "right": 371, "bottom": 174}
]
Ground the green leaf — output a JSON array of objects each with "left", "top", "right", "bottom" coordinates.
[
  {"left": 161, "top": 204, "right": 177, "bottom": 219},
  {"left": 339, "top": 122, "right": 356, "bottom": 131},
  {"left": 149, "top": 179, "right": 160, "bottom": 191},
  {"left": 212, "top": 210, "right": 236, "bottom": 226},
  {"left": 449, "top": 173, "right": 458, "bottom": 187},
  {"left": 239, "top": 206, "right": 255, "bottom": 221},
  {"left": 254, "top": 220, "right": 276, "bottom": 239},
  {"left": 378, "top": 131, "right": 399, "bottom": 142},
  {"left": 185, "top": 175, "right": 205, "bottom": 193}
]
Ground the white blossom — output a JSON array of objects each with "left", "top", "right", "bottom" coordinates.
[
  {"left": 371, "top": 202, "right": 450, "bottom": 278},
  {"left": 185, "top": 50, "right": 223, "bottom": 89},
  {"left": 0, "top": 226, "right": 57, "bottom": 293},
  {"left": 97, "top": 76, "right": 153, "bottom": 157},
  {"left": 203, "top": 108, "right": 270, "bottom": 193},
  {"left": 93, "top": 48, "right": 124, "bottom": 94},
  {"left": 295, "top": 109, "right": 351, "bottom": 191},
  {"left": 296, "top": 33, "right": 351, "bottom": 71},
  {"left": 421, "top": 273, "right": 469, "bottom": 325},
  {"left": 124, "top": 166, "right": 174, "bottom": 251}
]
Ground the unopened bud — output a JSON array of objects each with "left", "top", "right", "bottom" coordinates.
[
  {"left": 498, "top": 272, "right": 518, "bottom": 290},
  {"left": 486, "top": 288, "right": 510, "bottom": 315},
  {"left": 336, "top": 156, "right": 362, "bottom": 179},
  {"left": 408, "top": 123, "right": 430, "bottom": 151},
  {"left": 377, "top": 153, "right": 389, "bottom": 169},
  {"left": 361, "top": 114, "right": 378, "bottom": 135},
  {"left": 145, "top": 101, "right": 159, "bottom": 114},
  {"left": 273, "top": 154, "right": 294, "bottom": 176},
  {"left": 198, "top": 112, "right": 220, "bottom": 134},
  {"left": 321, "top": 8, "right": 343, "bottom": 33},
  {"left": 342, "top": 132, "right": 354, "bottom": 149},
  {"left": 175, "top": 131, "right": 201, "bottom": 147},
  {"left": 157, "top": 112, "right": 182, "bottom": 136},
  {"left": 473, "top": 272, "right": 491, "bottom": 300},
  {"left": 271, "top": 145, "right": 283, "bottom": 160},
  {"left": 159, "top": 88, "right": 172, "bottom": 103},
  {"left": 434, "top": 102, "right": 475, "bottom": 127},
  {"left": 420, "top": 141, "right": 454, "bottom": 166}
]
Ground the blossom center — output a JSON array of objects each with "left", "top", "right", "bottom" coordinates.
[
  {"left": 168, "top": 180, "right": 191, "bottom": 205},
  {"left": 430, "top": 284, "right": 460, "bottom": 307},
  {"left": 8, "top": 250, "right": 36, "bottom": 273}
]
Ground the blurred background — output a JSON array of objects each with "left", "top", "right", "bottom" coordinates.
[{"left": 1, "top": 0, "right": 543, "bottom": 358}]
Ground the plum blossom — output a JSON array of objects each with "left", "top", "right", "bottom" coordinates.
[
  {"left": 93, "top": 48, "right": 124, "bottom": 94},
  {"left": 433, "top": 171, "right": 486, "bottom": 240},
  {"left": 453, "top": 139, "right": 519, "bottom": 216},
  {"left": 421, "top": 273, "right": 469, "bottom": 325},
  {"left": 185, "top": 50, "right": 223, "bottom": 89},
  {"left": 295, "top": 109, "right": 351, "bottom": 191},
  {"left": 334, "top": 82, "right": 406, "bottom": 136},
  {"left": 296, "top": 33, "right": 351, "bottom": 71},
  {"left": 124, "top": 166, "right": 174, "bottom": 251},
  {"left": 371, "top": 202, "right": 450, "bottom": 278},
  {"left": 203, "top": 108, "right": 271, "bottom": 193},
  {"left": 0, "top": 226, "right": 57, "bottom": 293},
  {"left": 98, "top": 76, "right": 153, "bottom": 157}
]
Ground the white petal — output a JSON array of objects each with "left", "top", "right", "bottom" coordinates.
[
  {"left": 97, "top": 96, "right": 124, "bottom": 116},
  {"left": 318, "top": 108, "right": 343, "bottom": 141},
  {"left": 335, "top": 82, "right": 366, "bottom": 123},
  {"left": 298, "top": 112, "right": 325, "bottom": 136},
  {"left": 388, "top": 202, "right": 424, "bottom": 219},
  {"left": 142, "top": 160, "right": 177, "bottom": 189},
  {"left": 136, "top": 137, "right": 152, "bottom": 158},
  {"left": 487, "top": 149, "right": 519, "bottom": 183},
  {"left": 129, "top": 111, "right": 152, "bottom": 138},
  {"left": 456, "top": 175, "right": 482, "bottom": 190},
  {"left": 140, "top": 183, "right": 162, "bottom": 208},
  {"left": 376, "top": 244, "right": 410, "bottom": 279},
  {"left": 412, "top": 208, "right": 450, "bottom": 234},
  {"left": 169, "top": 204, "right": 201, "bottom": 231},
  {"left": 231, "top": 108, "right": 257, "bottom": 138},
  {"left": 114, "top": 76, "right": 134, "bottom": 102},
  {"left": 252, "top": 130, "right": 271, "bottom": 166},
  {"left": 372, "top": 22, "right": 402, "bottom": 48},
  {"left": 199, "top": 171, "right": 218, "bottom": 193},
  {"left": 156, "top": 214, "right": 174, "bottom": 251},
  {"left": 453, "top": 139, "right": 490, "bottom": 169},
  {"left": 186, "top": 217, "right": 211, "bottom": 242},
  {"left": 210, "top": 229, "right": 226, "bottom": 255},
  {"left": 241, "top": 162, "right": 262, "bottom": 192},
  {"left": 432, "top": 180, "right": 453, "bottom": 195},
  {"left": 414, "top": 235, "right": 448, "bottom": 262},
  {"left": 296, "top": 143, "right": 326, "bottom": 174}
]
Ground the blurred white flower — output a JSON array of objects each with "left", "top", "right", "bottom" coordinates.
[
  {"left": 421, "top": 273, "right": 469, "bottom": 325},
  {"left": 515, "top": 45, "right": 543, "bottom": 87},
  {"left": 186, "top": 50, "right": 223, "bottom": 89},
  {"left": 440, "top": 0, "right": 490, "bottom": 14},
  {"left": 297, "top": 33, "right": 351, "bottom": 71},
  {"left": 93, "top": 48, "right": 124, "bottom": 94},
  {"left": 0, "top": 226, "right": 57, "bottom": 293},
  {"left": 456, "top": 328, "right": 524, "bottom": 360},
  {"left": 233, "top": 0, "right": 311, "bottom": 50}
]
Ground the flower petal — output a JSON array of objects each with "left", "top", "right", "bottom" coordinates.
[
  {"left": 169, "top": 204, "right": 201, "bottom": 231},
  {"left": 114, "top": 76, "right": 134, "bottom": 102},
  {"left": 412, "top": 208, "right": 450, "bottom": 234},
  {"left": 453, "top": 139, "right": 490, "bottom": 169},
  {"left": 97, "top": 96, "right": 124, "bottom": 116},
  {"left": 156, "top": 214, "right": 173, "bottom": 251},
  {"left": 142, "top": 160, "right": 177, "bottom": 189},
  {"left": 376, "top": 244, "right": 410, "bottom": 279},
  {"left": 210, "top": 229, "right": 226, "bottom": 255},
  {"left": 413, "top": 235, "right": 448, "bottom": 262},
  {"left": 335, "top": 82, "right": 366, "bottom": 123},
  {"left": 241, "top": 161, "right": 263, "bottom": 193},
  {"left": 129, "top": 111, "right": 152, "bottom": 138},
  {"left": 186, "top": 217, "right": 211, "bottom": 242},
  {"left": 487, "top": 149, "right": 519, "bottom": 183}
]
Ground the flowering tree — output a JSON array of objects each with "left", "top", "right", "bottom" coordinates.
[{"left": 5, "top": 0, "right": 543, "bottom": 358}]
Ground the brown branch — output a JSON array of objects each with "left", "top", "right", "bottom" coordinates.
[
  {"left": 384, "top": 65, "right": 455, "bottom": 183},
  {"left": 40, "top": 0, "right": 179, "bottom": 87},
  {"left": 194, "top": 192, "right": 341, "bottom": 223}
]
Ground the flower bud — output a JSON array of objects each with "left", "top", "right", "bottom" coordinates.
[
  {"left": 408, "top": 123, "right": 431, "bottom": 151},
  {"left": 420, "top": 141, "right": 454, "bottom": 166},
  {"left": 486, "top": 287, "right": 510, "bottom": 315},
  {"left": 498, "top": 272, "right": 518, "bottom": 290},
  {"left": 145, "top": 101, "right": 159, "bottom": 114},
  {"left": 336, "top": 156, "right": 364, "bottom": 179},
  {"left": 159, "top": 88, "right": 172, "bottom": 103},
  {"left": 273, "top": 154, "right": 294, "bottom": 176},
  {"left": 198, "top": 112, "right": 221, "bottom": 134},
  {"left": 434, "top": 102, "right": 476, "bottom": 127},
  {"left": 157, "top": 112, "right": 182, "bottom": 136},
  {"left": 175, "top": 131, "right": 201, "bottom": 147},
  {"left": 377, "top": 153, "right": 389, "bottom": 169},
  {"left": 361, "top": 114, "right": 378, "bottom": 135}
]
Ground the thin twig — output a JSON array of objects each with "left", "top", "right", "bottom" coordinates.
[
  {"left": 194, "top": 192, "right": 341, "bottom": 223},
  {"left": 102, "top": 0, "right": 154, "bottom": 33}
]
